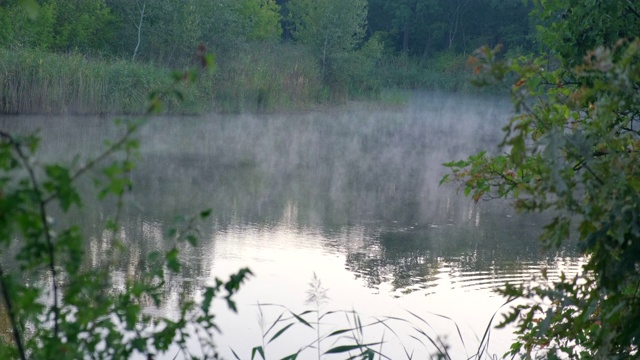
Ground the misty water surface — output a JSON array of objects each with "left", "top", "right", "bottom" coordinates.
[{"left": 1, "top": 92, "right": 582, "bottom": 359}]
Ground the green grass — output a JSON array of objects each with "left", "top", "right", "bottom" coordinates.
[
  {"left": 0, "top": 46, "right": 503, "bottom": 115},
  {"left": 0, "top": 45, "right": 325, "bottom": 115},
  {"left": 375, "top": 52, "right": 504, "bottom": 94},
  {"left": 374, "top": 88, "right": 412, "bottom": 108},
  {"left": 0, "top": 49, "right": 198, "bottom": 114},
  {"left": 212, "top": 42, "right": 324, "bottom": 113}
]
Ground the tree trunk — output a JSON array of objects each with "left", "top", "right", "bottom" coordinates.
[
  {"left": 402, "top": 25, "right": 410, "bottom": 53},
  {"left": 132, "top": 2, "right": 145, "bottom": 61},
  {"left": 422, "top": 35, "right": 430, "bottom": 59}
]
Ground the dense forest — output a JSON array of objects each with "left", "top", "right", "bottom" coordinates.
[{"left": 0, "top": 0, "right": 533, "bottom": 113}]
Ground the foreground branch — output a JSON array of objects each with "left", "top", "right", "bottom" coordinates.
[
  {"left": 0, "top": 131, "right": 61, "bottom": 337},
  {"left": 0, "top": 265, "right": 26, "bottom": 360}
]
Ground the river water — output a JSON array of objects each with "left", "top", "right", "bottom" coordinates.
[{"left": 1, "top": 92, "right": 582, "bottom": 359}]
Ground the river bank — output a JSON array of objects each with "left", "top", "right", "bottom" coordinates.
[{"left": 0, "top": 47, "right": 492, "bottom": 116}]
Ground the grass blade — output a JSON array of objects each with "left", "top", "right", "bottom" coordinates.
[
  {"left": 324, "top": 342, "right": 383, "bottom": 355},
  {"left": 327, "top": 328, "right": 352, "bottom": 337},
  {"left": 280, "top": 353, "right": 299, "bottom": 360},
  {"left": 264, "top": 312, "right": 285, "bottom": 337},
  {"left": 289, "top": 310, "right": 313, "bottom": 328},
  {"left": 268, "top": 323, "right": 295, "bottom": 344},
  {"left": 251, "top": 346, "right": 265, "bottom": 360}
]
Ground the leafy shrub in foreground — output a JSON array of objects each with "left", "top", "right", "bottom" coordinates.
[{"left": 0, "top": 121, "right": 251, "bottom": 359}]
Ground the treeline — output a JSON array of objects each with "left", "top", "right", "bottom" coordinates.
[
  {"left": 0, "top": 0, "right": 534, "bottom": 113},
  {"left": 367, "top": 0, "right": 532, "bottom": 56}
]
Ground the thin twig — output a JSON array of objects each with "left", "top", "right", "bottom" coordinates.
[
  {"left": 627, "top": 0, "right": 640, "bottom": 19},
  {"left": 108, "top": 148, "right": 133, "bottom": 244},
  {"left": 582, "top": 163, "right": 605, "bottom": 186},
  {"left": 0, "top": 265, "right": 27, "bottom": 360},
  {"left": 620, "top": 126, "right": 640, "bottom": 136},
  {"left": 1, "top": 130, "right": 61, "bottom": 337},
  {"left": 43, "top": 123, "right": 140, "bottom": 205}
]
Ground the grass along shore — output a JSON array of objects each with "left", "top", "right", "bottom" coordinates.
[
  {"left": 1, "top": 46, "right": 486, "bottom": 115},
  {"left": 0, "top": 49, "right": 215, "bottom": 115}
]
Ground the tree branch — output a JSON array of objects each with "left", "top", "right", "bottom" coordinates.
[
  {"left": 582, "top": 162, "right": 605, "bottom": 186},
  {"left": 0, "top": 265, "right": 26, "bottom": 360},
  {"left": 132, "top": 2, "right": 146, "bottom": 61},
  {"left": 627, "top": 0, "right": 640, "bottom": 19},
  {"left": 0, "top": 131, "right": 60, "bottom": 337},
  {"left": 620, "top": 126, "right": 640, "bottom": 136},
  {"left": 43, "top": 122, "right": 139, "bottom": 205}
]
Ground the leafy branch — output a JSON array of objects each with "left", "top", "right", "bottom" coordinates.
[
  {"left": 443, "top": 22, "right": 640, "bottom": 358},
  {"left": 0, "top": 130, "right": 61, "bottom": 347}
]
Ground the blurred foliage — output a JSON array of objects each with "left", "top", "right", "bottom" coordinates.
[
  {"left": 531, "top": 0, "right": 640, "bottom": 67},
  {"left": 442, "top": 2, "right": 640, "bottom": 358},
  {"left": 0, "top": 123, "right": 252, "bottom": 359}
]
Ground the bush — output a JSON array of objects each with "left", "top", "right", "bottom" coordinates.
[{"left": 0, "top": 121, "right": 251, "bottom": 359}]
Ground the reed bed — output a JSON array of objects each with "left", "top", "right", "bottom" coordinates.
[
  {"left": 375, "top": 52, "right": 475, "bottom": 92},
  {"left": 231, "top": 274, "right": 510, "bottom": 360},
  {"left": 213, "top": 42, "right": 324, "bottom": 113},
  {"left": 0, "top": 46, "right": 496, "bottom": 115},
  {"left": 0, "top": 49, "right": 215, "bottom": 114}
]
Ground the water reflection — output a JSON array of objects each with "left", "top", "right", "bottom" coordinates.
[
  {"left": 1, "top": 92, "right": 583, "bottom": 357},
  {"left": 346, "top": 220, "right": 582, "bottom": 297}
]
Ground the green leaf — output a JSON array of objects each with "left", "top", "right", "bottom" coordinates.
[
  {"left": 268, "top": 323, "right": 294, "bottom": 344},
  {"left": 186, "top": 234, "right": 198, "bottom": 246},
  {"left": 280, "top": 355, "right": 298, "bottom": 360},
  {"left": 327, "top": 328, "right": 351, "bottom": 337},
  {"left": 439, "top": 173, "right": 450, "bottom": 186},
  {"left": 324, "top": 343, "right": 382, "bottom": 355},
  {"left": 290, "top": 311, "right": 313, "bottom": 328},
  {"left": 44, "top": 164, "right": 81, "bottom": 211},
  {"left": 166, "top": 247, "right": 181, "bottom": 273},
  {"left": 204, "top": 54, "right": 216, "bottom": 74},
  {"left": 201, "top": 287, "right": 217, "bottom": 314},
  {"left": 251, "top": 346, "right": 265, "bottom": 360}
]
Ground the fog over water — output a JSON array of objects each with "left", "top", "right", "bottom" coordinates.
[{"left": 1, "top": 92, "right": 582, "bottom": 359}]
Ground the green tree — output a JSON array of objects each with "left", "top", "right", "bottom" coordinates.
[
  {"left": 106, "top": 0, "right": 281, "bottom": 66},
  {"left": 442, "top": 2, "right": 640, "bottom": 358},
  {"left": 288, "top": 0, "right": 367, "bottom": 81},
  {"left": 0, "top": 0, "right": 114, "bottom": 52},
  {"left": 532, "top": 0, "right": 640, "bottom": 67},
  {"left": 367, "top": 0, "right": 532, "bottom": 58},
  {"left": 48, "top": 0, "right": 114, "bottom": 52},
  {"left": 238, "top": 0, "right": 282, "bottom": 41},
  {"left": 137, "top": 0, "right": 204, "bottom": 66},
  {"left": 0, "top": 0, "right": 55, "bottom": 49},
  {"left": 379, "top": 0, "right": 432, "bottom": 53}
]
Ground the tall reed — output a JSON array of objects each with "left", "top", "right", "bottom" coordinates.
[
  {"left": 235, "top": 273, "right": 512, "bottom": 360},
  {"left": 0, "top": 46, "right": 496, "bottom": 115},
  {"left": 0, "top": 49, "right": 214, "bottom": 114},
  {"left": 375, "top": 52, "right": 484, "bottom": 93},
  {"left": 213, "top": 42, "right": 324, "bottom": 113}
]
